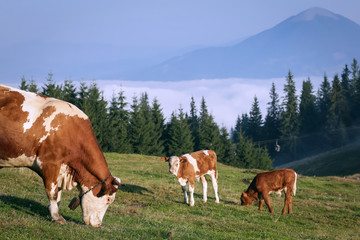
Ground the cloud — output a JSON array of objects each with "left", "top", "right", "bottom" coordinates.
[{"left": 95, "top": 77, "right": 323, "bottom": 129}]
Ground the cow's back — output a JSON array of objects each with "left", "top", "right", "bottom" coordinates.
[
  {"left": 186, "top": 150, "right": 217, "bottom": 176},
  {"left": 0, "top": 85, "right": 88, "bottom": 167},
  {"left": 255, "top": 169, "right": 296, "bottom": 192}
]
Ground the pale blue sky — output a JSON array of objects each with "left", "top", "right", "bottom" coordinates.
[{"left": 1, "top": 0, "right": 360, "bottom": 62}]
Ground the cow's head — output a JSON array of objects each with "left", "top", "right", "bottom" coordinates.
[
  {"left": 240, "top": 191, "right": 256, "bottom": 206},
  {"left": 161, "top": 156, "right": 186, "bottom": 176},
  {"left": 80, "top": 176, "right": 121, "bottom": 227}
]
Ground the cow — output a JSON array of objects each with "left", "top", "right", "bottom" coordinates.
[
  {"left": 241, "top": 169, "right": 297, "bottom": 214},
  {"left": 161, "top": 150, "right": 219, "bottom": 206},
  {"left": 0, "top": 85, "right": 121, "bottom": 227}
]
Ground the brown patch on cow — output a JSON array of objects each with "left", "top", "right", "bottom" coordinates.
[{"left": 187, "top": 150, "right": 217, "bottom": 178}]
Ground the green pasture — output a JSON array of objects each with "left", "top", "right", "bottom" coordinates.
[{"left": 1, "top": 153, "right": 359, "bottom": 239}]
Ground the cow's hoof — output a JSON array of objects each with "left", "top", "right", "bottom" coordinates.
[
  {"left": 53, "top": 217, "right": 67, "bottom": 225},
  {"left": 215, "top": 200, "right": 219, "bottom": 203}
]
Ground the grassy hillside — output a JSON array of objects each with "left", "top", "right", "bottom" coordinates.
[
  {"left": 1, "top": 153, "right": 359, "bottom": 239},
  {"left": 279, "top": 143, "right": 360, "bottom": 177}
]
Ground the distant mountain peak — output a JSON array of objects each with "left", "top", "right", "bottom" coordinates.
[{"left": 292, "top": 7, "right": 338, "bottom": 21}]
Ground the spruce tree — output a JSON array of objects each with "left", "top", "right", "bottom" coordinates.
[
  {"left": 28, "top": 79, "right": 39, "bottom": 93},
  {"left": 149, "top": 98, "right": 165, "bottom": 156},
  {"left": 316, "top": 74, "right": 332, "bottom": 128},
  {"left": 327, "top": 74, "right": 350, "bottom": 132},
  {"left": 299, "top": 78, "right": 317, "bottom": 135},
  {"left": 108, "top": 90, "right": 131, "bottom": 153},
  {"left": 198, "top": 97, "right": 220, "bottom": 151},
  {"left": 77, "top": 81, "right": 88, "bottom": 111},
  {"left": 264, "top": 82, "right": 281, "bottom": 156},
  {"left": 62, "top": 79, "right": 77, "bottom": 105},
  {"left": 166, "top": 108, "right": 194, "bottom": 155},
  {"left": 19, "top": 76, "right": 29, "bottom": 90},
  {"left": 42, "top": 72, "right": 62, "bottom": 98},
  {"left": 188, "top": 97, "right": 200, "bottom": 150},
  {"left": 217, "top": 126, "right": 233, "bottom": 164},
  {"left": 280, "top": 71, "right": 299, "bottom": 160},
  {"left": 247, "top": 96, "right": 263, "bottom": 142},
  {"left": 232, "top": 115, "right": 242, "bottom": 143},
  {"left": 83, "top": 82, "right": 109, "bottom": 151}
]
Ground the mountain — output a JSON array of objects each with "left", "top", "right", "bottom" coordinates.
[{"left": 136, "top": 7, "right": 360, "bottom": 81}]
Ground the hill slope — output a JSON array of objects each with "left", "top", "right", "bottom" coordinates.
[
  {"left": 0, "top": 153, "right": 359, "bottom": 239},
  {"left": 139, "top": 7, "right": 360, "bottom": 80},
  {"left": 278, "top": 143, "right": 360, "bottom": 177}
]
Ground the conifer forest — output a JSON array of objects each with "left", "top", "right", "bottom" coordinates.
[{"left": 18, "top": 59, "right": 360, "bottom": 169}]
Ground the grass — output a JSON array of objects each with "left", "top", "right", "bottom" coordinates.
[{"left": 1, "top": 153, "right": 359, "bottom": 239}]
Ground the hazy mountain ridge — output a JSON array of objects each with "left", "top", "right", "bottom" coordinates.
[{"left": 137, "top": 7, "right": 360, "bottom": 81}]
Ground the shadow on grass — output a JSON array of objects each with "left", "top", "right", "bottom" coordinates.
[
  {"left": 118, "top": 184, "right": 154, "bottom": 195},
  {"left": 0, "top": 195, "right": 82, "bottom": 225}
]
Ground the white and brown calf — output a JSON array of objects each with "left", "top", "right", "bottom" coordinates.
[{"left": 161, "top": 150, "right": 219, "bottom": 206}]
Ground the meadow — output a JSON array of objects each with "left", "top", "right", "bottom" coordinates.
[{"left": 0, "top": 153, "right": 359, "bottom": 239}]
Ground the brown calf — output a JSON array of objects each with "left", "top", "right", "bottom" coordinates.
[{"left": 241, "top": 169, "right": 297, "bottom": 214}]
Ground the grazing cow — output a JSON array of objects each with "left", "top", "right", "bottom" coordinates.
[
  {"left": 0, "top": 85, "right": 121, "bottom": 227},
  {"left": 161, "top": 150, "right": 219, "bottom": 206},
  {"left": 241, "top": 169, "right": 297, "bottom": 214}
]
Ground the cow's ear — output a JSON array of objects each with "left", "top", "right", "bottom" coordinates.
[
  {"left": 112, "top": 177, "right": 121, "bottom": 187},
  {"left": 161, "top": 156, "right": 169, "bottom": 162},
  {"left": 242, "top": 191, "right": 247, "bottom": 197},
  {"left": 179, "top": 156, "right": 187, "bottom": 163}
]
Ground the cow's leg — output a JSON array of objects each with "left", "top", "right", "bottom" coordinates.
[
  {"left": 259, "top": 199, "right": 264, "bottom": 211},
  {"left": 283, "top": 190, "right": 293, "bottom": 214},
  {"left": 200, "top": 175, "right": 207, "bottom": 203},
  {"left": 179, "top": 178, "right": 188, "bottom": 204},
  {"left": 45, "top": 181, "right": 66, "bottom": 224},
  {"left": 42, "top": 165, "right": 66, "bottom": 224},
  {"left": 263, "top": 193, "right": 274, "bottom": 214},
  {"left": 188, "top": 180, "right": 195, "bottom": 207},
  {"left": 210, "top": 172, "right": 219, "bottom": 203}
]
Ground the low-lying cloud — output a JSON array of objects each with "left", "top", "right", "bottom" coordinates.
[{"left": 97, "top": 77, "right": 322, "bottom": 129}]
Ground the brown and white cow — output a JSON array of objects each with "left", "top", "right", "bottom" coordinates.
[
  {"left": 0, "top": 85, "right": 121, "bottom": 227},
  {"left": 241, "top": 169, "right": 297, "bottom": 214},
  {"left": 161, "top": 150, "right": 219, "bottom": 206}
]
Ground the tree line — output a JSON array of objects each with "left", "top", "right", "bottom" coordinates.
[{"left": 19, "top": 58, "right": 360, "bottom": 169}]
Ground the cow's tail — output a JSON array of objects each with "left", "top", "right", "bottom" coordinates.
[{"left": 292, "top": 172, "right": 297, "bottom": 196}]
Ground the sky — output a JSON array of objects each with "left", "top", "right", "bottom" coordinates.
[{"left": 1, "top": 0, "right": 360, "bottom": 128}]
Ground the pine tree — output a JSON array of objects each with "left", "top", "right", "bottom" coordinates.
[
  {"left": 62, "top": 79, "right": 77, "bottom": 105},
  {"left": 232, "top": 115, "right": 242, "bottom": 143},
  {"left": 316, "top": 74, "right": 332, "bottom": 129},
  {"left": 166, "top": 108, "right": 194, "bottom": 155},
  {"left": 83, "top": 82, "right": 109, "bottom": 151},
  {"left": 107, "top": 90, "right": 131, "bottom": 153},
  {"left": 327, "top": 74, "right": 350, "bottom": 132},
  {"left": 188, "top": 97, "right": 200, "bottom": 150},
  {"left": 28, "top": 78, "right": 39, "bottom": 93},
  {"left": 217, "top": 126, "right": 233, "bottom": 164},
  {"left": 247, "top": 96, "right": 263, "bottom": 141},
  {"left": 299, "top": 78, "right": 317, "bottom": 135},
  {"left": 77, "top": 81, "right": 88, "bottom": 111},
  {"left": 149, "top": 98, "right": 165, "bottom": 156},
  {"left": 19, "top": 76, "right": 29, "bottom": 90},
  {"left": 350, "top": 59, "right": 360, "bottom": 121},
  {"left": 42, "top": 72, "right": 62, "bottom": 98},
  {"left": 264, "top": 82, "right": 281, "bottom": 156},
  {"left": 280, "top": 71, "right": 299, "bottom": 159},
  {"left": 198, "top": 97, "right": 220, "bottom": 151}
]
